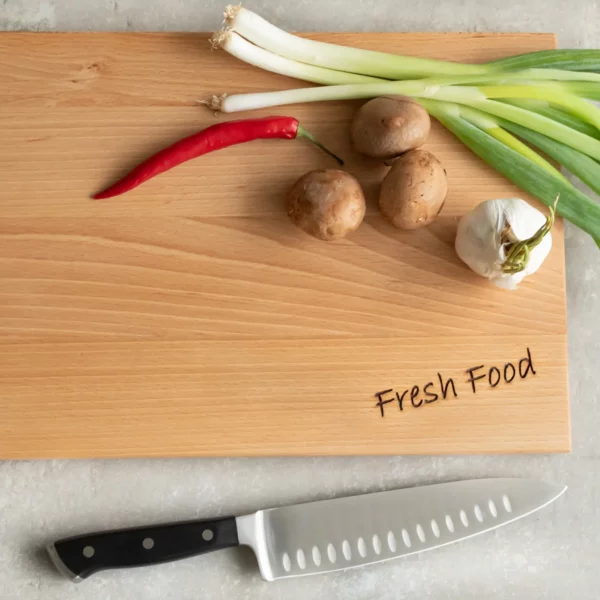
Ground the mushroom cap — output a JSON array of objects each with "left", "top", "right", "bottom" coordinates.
[
  {"left": 351, "top": 96, "right": 431, "bottom": 160},
  {"left": 379, "top": 149, "right": 448, "bottom": 230},
  {"left": 287, "top": 169, "right": 366, "bottom": 241}
]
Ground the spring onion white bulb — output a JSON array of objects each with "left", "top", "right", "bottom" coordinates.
[
  {"left": 211, "top": 30, "right": 383, "bottom": 85},
  {"left": 223, "top": 5, "right": 486, "bottom": 79},
  {"left": 455, "top": 198, "right": 555, "bottom": 290}
]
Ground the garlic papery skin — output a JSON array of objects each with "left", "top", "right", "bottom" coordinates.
[{"left": 455, "top": 198, "right": 553, "bottom": 290}]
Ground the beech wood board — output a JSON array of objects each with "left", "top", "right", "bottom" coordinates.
[{"left": 0, "top": 31, "right": 570, "bottom": 458}]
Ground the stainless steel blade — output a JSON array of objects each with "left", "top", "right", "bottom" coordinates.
[{"left": 236, "top": 478, "right": 565, "bottom": 581}]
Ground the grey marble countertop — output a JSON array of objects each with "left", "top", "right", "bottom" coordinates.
[{"left": 1, "top": 1, "right": 599, "bottom": 598}]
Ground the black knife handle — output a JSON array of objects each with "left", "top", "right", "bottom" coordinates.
[{"left": 48, "top": 517, "right": 239, "bottom": 581}]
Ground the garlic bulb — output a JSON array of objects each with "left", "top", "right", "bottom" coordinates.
[{"left": 455, "top": 198, "right": 554, "bottom": 290}]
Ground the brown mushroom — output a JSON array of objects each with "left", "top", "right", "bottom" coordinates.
[
  {"left": 351, "top": 96, "right": 431, "bottom": 160},
  {"left": 379, "top": 149, "right": 448, "bottom": 230},
  {"left": 287, "top": 169, "right": 366, "bottom": 241}
]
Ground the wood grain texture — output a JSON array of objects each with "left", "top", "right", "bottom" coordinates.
[{"left": 0, "top": 32, "right": 570, "bottom": 458}]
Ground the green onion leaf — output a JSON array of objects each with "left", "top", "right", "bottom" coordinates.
[
  {"left": 489, "top": 49, "right": 600, "bottom": 73},
  {"left": 424, "top": 100, "right": 600, "bottom": 245},
  {"left": 563, "top": 82, "right": 600, "bottom": 101},
  {"left": 479, "top": 84, "right": 600, "bottom": 130},
  {"left": 501, "top": 99, "right": 600, "bottom": 139},
  {"left": 499, "top": 120, "right": 600, "bottom": 197},
  {"left": 447, "top": 103, "right": 568, "bottom": 180},
  {"left": 464, "top": 98, "right": 600, "bottom": 160}
]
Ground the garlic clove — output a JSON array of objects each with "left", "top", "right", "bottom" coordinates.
[
  {"left": 455, "top": 200, "right": 504, "bottom": 279},
  {"left": 502, "top": 198, "right": 548, "bottom": 241}
]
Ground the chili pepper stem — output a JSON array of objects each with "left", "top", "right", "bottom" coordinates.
[{"left": 297, "top": 125, "right": 344, "bottom": 165}]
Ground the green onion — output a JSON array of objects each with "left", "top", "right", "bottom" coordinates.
[
  {"left": 502, "top": 68, "right": 600, "bottom": 82},
  {"left": 421, "top": 99, "right": 600, "bottom": 245},
  {"left": 488, "top": 49, "right": 600, "bottom": 72},
  {"left": 562, "top": 81, "right": 600, "bottom": 100},
  {"left": 448, "top": 104, "right": 567, "bottom": 181},
  {"left": 501, "top": 99, "right": 600, "bottom": 139},
  {"left": 478, "top": 84, "right": 600, "bottom": 129},
  {"left": 213, "top": 80, "right": 441, "bottom": 112},
  {"left": 212, "top": 30, "right": 384, "bottom": 85},
  {"left": 444, "top": 102, "right": 600, "bottom": 195},
  {"left": 224, "top": 6, "right": 600, "bottom": 80},
  {"left": 216, "top": 32, "right": 600, "bottom": 89},
  {"left": 224, "top": 5, "right": 487, "bottom": 79},
  {"left": 464, "top": 99, "right": 600, "bottom": 160},
  {"left": 499, "top": 120, "right": 600, "bottom": 196}
]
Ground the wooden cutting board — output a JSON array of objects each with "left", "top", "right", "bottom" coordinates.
[{"left": 0, "top": 31, "right": 570, "bottom": 458}]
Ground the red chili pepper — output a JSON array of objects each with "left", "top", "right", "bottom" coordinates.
[{"left": 93, "top": 116, "right": 343, "bottom": 199}]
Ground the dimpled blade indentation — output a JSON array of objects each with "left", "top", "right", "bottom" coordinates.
[
  {"left": 401, "top": 529, "right": 411, "bottom": 548},
  {"left": 373, "top": 534, "right": 382, "bottom": 555},
  {"left": 342, "top": 540, "right": 352, "bottom": 561},
  {"left": 474, "top": 504, "right": 484, "bottom": 522},
  {"left": 327, "top": 543, "right": 336, "bottom": 564}
]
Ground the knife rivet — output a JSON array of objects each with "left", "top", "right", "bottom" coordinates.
[
  {"left": 202, "top": 529, "right": 214, "bottom": 542},
  {"left": 142, "top": 538, "right": 155, "bottom": 550},
  {"left": 82, "top": 546, "right": 95, "bottom": 558}
]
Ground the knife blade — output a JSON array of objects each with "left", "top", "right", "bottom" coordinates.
[{"left": 47, "top": 477, "right": 565, "bottom": 582}]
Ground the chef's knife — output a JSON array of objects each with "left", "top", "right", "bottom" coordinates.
[{"left": 47, "top": 477, "right": 565, "bottom": 582}]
